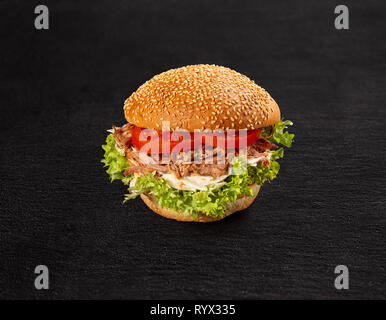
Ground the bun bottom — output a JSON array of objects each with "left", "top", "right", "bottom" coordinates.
[{"left": 140, "top": 184, "right": 260, "bottom": 222}]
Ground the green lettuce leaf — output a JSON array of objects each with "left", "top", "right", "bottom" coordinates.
[
  {"left": 265, "top": 120, "right": 295, "bottom": 148},
  {"left": 101, "top": 133, "right": 131, "bottom": 183},
  {"left": 124, "top": 156, "right": 283, "bottom": 218}
]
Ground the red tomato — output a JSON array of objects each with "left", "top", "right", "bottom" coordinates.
[
  {"left": 131, "top": 125, "right": 261, "bottom": 154},
  {"left": 131, "top": 125, "right": 191, "bottom": 153}
]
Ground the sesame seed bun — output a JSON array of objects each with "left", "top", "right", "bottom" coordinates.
[
  {"left": 140, "top": 184, "right": 260, "bottom": 222},
  {"left": 124, "top": 64, "right": 280, "bottom": 131}
]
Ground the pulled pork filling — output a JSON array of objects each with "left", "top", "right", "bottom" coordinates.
[{"left": 113, "top": 124, "right": 276, "bottom": 179}]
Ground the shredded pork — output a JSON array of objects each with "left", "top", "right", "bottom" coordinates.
[{"left": 114, "top": 124, "right": 276, "bottom": 179}]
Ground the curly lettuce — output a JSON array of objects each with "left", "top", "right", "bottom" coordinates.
[
  {"left": 101, "top": 120, "right": 294, "bottom": 218},
  {"left": 262, "top": 119, "right": 294, "bottom": 148},
  {"left": 101, "top": 134, "right": 131, "bottom": 183}
]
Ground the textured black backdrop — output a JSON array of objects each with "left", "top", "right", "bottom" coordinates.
[{"left": 1, "top": 0, "right": 385, "bottom": 299}]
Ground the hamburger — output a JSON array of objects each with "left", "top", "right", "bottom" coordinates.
[{"left": 102, "top": 64, "right": 294, "bottom": 222}]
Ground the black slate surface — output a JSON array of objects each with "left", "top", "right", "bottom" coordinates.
[{"left": 1, "top": 0, "right": 385, "bottom": 299}]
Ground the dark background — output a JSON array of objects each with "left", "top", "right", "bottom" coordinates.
[{"left": 1, "top": 0, "right": 385, "bottom": 299}]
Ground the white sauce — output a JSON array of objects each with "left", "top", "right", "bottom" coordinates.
[
  {"left": 247, "top": 153, "right": 272, "bottom": 166},
  {"left": 115, "top": 143, "right": 125, "bottom": 155},
  {"left": 160, "top": 172, "right": 229, "bottom": 191}
]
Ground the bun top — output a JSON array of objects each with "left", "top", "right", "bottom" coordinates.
[{"left": 124, "top": 64, "right": 280, "bottom": 131}]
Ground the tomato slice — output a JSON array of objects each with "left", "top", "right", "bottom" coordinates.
[
  {"left": 132, "top": 125, "right": 189, "bottom": 154},
  {"left": 131, "top": 125, "right": 261, "bottom": 154}
]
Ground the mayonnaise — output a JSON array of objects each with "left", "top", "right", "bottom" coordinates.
[
  {"left": 247, "top": 152, "right": 272, "bottom": 166},
  {"left": 115, "top": 143, "right": 125, "bottom": 155},
  {"left": 160, "top": 173, "right": 229, "bottom": 191}
]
